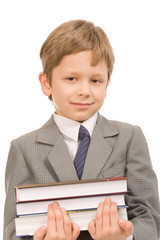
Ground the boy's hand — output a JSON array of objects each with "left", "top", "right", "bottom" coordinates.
[
  {"left": 88, "top": 198, "right": 133, "bottom": 240},
  {"left": 34, "top": 202, "right": 80, "bottom": 240}
]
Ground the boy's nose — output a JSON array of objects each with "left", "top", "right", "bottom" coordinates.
[{"left": 77, "top": 81, "right": 91, "bottom": 97}]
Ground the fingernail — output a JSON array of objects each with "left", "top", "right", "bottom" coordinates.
[
  {"left": 112, "top": 201, "right": 117, "bottom": 206},
  {"left": 119, "top": 219, "right": 126, "bottom": 225},
  {"left": 104, "top": 198, "right": 110, "bottom": 203},
  {"left": 40, "top": 225, "right": 46, "bottom": 232},
  {"left": 53, "top": 202, "right": 59, "bottom": 206},
  {"left": 98, "top": 201, "right": 103, "bottom": 207},
  {"left": 61, "top": 208, "right": 66, "bottom": 213}
]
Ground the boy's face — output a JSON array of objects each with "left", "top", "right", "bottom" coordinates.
[{"left": 40, "top": 50, "right": 109, "bottom": 122}]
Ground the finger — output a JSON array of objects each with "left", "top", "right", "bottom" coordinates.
[
  {"left": 53, "top": 202, "right": 64, "bottom": 232},
  {"left": 47, "top": 204, "right": 56, "bottom": 231},
  {"left": 72, "top": 222, "right": 80, "bottom": 240},
  {"left": 61, "top": 208, "right": 72, "bottom": 238},
  {"left": 95, "top": 201, "right": 103, "bottom": 232},
  {"left": 34, "top": 225, "right": 46, "bottom": 240},
  {"left": 119, "top": 219, "right": 133, "bottom": 237},
  {"left": 110, "top": 201, "right": 119, "bottom": 227},
  {"left": 102, "top": 198, "right": 111, "bottom": 228},
  {"left": 88, "top": 219, "right": 96, "bottom": 239}
]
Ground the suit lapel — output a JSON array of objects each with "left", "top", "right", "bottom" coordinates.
[
  {"left": 82, "top": 114, "right": 119, "bottom": 180},
  {"left": 36, "top": 115, "right": 78, "bottom": 182},
  {"left": 47, "top": 134, "right": 79, "bottom": 182}
]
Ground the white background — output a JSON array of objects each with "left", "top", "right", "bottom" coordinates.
[{"left": 0, "top": 0, "right": 160, "bottom": 238}]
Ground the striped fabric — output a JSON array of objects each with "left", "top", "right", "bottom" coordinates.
[{"left": 74, "top": 125, "right": 90, "bottom": 179}]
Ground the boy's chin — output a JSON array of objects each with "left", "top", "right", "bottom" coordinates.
[{"left": 72, "top": 116, "right": 92, "bottom": 123}]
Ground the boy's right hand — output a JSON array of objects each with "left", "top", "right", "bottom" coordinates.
[{"left": 34, "top": 203, "right": 80, "bottom": 240}]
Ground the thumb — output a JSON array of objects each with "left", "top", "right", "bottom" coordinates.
[
  {"left": 119, "top": 219, "right": 133, "bottom": 237},
  {"left": 72, "top": 222, "right": 80, "bottom": 240},
  {"left": 72, "top": 223, "right": 80, "bottom": 240},
  {"left": 34, "top": 225, "right": 47, "bottom": 240},
  {"left": 88, "top": 219, "right": 96, "bottom": 239}
]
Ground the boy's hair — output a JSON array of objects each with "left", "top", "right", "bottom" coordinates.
[{"left": 40, "top": 19, "right": 115, "bottom": 100}]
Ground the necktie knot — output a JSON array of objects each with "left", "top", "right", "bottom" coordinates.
[{"left": 78, "top": 125, "right": 90, "bottom": 141}]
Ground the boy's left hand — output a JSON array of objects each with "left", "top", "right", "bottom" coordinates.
[{"left": 88, "top": 198, "right": 133, "bottom": 240}]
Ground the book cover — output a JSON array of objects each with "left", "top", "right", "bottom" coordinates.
[
  {"left": 15, "top": 177, "right": 128, "bottom": 203},
  {"left": 16, "top": 193, "right": 127, "bottom": 216}
]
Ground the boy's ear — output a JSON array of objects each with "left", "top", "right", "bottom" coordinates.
[{"left": 39, "top": 72, "right": 51, "bottom": 97}]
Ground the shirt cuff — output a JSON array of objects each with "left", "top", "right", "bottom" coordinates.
[{"left": 126, "top": 235, "right": 133, "bottom": 240}]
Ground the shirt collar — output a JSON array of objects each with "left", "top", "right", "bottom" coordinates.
[{"left": 53, "top": 113, "right": 98, "bottom": 141}]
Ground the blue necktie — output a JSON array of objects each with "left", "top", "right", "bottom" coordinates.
[{"left": 74, "top": 125, "right": 90, "bottom": 180}]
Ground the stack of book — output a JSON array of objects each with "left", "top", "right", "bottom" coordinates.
[{"left": 15, "top": 177, "right": 129, "bottom": 237}]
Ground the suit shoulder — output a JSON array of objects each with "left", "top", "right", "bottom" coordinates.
[
  {"left": 14, "top": 128, "right": 39, "bottom": 146},
  {"left": 112, "top": 119, "right": 142, "bottom": 131},
  {"left": 11, "top": 115, "right": 54, "bottom": 147},
  {"left": 111, "top": 119, "right": 134, "bottom": 130},
  {"left": 99, "top": 115, "right": 141, "bottom": 135},
  {"left": 111, "top": 120, "right": 145, "bottom": 143}
]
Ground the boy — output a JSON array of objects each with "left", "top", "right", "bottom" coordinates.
[{"left": 4, "top": 20, "right": 160, "bottom": 240}]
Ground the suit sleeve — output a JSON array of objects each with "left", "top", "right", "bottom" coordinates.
[
  {"left": 3, "top": 140, "right": 33, "bottom": 240},
  {"left": 126, "top": 125, "right": 160, "bottom": 240}
]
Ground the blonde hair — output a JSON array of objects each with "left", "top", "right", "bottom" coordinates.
[{"left": 40, "top": 20, "right": 115, "bottom": 100}]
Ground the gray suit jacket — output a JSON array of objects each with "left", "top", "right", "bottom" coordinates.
[{"left": 3, "top": 114, "right": 160, "bottom": 240}]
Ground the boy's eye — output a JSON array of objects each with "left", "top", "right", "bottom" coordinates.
[
  {"left": 92, "top": 79, "right": 100, "bottom": 84},
  {"left": 66, "top": 77, "right": 76, "bottom": 81}
]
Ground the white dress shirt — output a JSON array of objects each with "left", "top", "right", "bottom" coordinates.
[{"left": 53, "top": 113, "right": 97, "bottom": 161}]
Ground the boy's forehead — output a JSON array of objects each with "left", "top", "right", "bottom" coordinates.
[
  {"left": 61, "top": 59, "right": 107, "bottom": 69},
  {"left": 60, "top": 51, "right": 108, "bottom": 69}
]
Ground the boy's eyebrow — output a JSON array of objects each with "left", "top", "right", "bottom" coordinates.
[
  {"left": 91, "top": 73, "right": 107, "bottom": 79},
  {"left": 62, "top": 70, "right": 81, "bottom": 75}
]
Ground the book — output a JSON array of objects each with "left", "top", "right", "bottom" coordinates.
[
  {"left": 15, "top": 177, "right": 128, "bottom": 202},
  {"left": 15, "top": 177, "right": 129, "bottom": 237},
  {"left": 16, "top": 193, "right": 127, "bottom": 216},
  {"left": 15, "top": 207, "right": 128, "bottom": 237}
]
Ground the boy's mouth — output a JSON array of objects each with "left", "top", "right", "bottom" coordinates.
[{"left": 71, "top": 102, "right": 93, "bottom": 109}]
